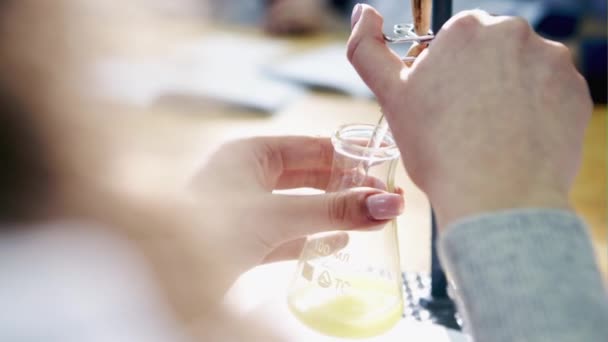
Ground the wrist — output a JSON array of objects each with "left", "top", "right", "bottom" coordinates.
[{"left": 429, "top": 184, "right": 571, "bottom": 231}]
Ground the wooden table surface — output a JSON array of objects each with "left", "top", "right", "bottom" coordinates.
[{"left": 572, "top": 106, "right": 607, "bottom": 280}]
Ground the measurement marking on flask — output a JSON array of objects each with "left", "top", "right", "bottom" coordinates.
[
  {"left": 334, "top": 251, "right": 350, "bottom": 262},
  {"left": 318, "top": 270, "right": 332, "bottom": 288},
  {"left": 335, "top": 278, "right": 351, "bottom": 294},
  {"left": 314, "top": 240, "right": 331, "bottom": 256},
  {"left": 302, "top": 262, "right": 314, "bottom": 281}
]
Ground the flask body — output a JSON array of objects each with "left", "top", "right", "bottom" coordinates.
[{"left": 287, "top": 124, "right": 403, "bottom": 338}]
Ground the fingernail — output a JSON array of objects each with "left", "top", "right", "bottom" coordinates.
[
  {"left": 366, "top": 193, "right": 404, "bottom": 220},
  {"left": 351, "top": 4, "right": 362, "bottom": 30}
]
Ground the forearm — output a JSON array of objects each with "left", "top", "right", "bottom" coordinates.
[{"left": 439, "top": 209, "right": 608, "bottom": 342}]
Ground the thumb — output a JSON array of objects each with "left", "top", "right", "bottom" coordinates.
[
  {"left": 266, "top": 188, "right": 404, "bottom": 242},
  {"left": 347, "top": 4, "right": 404, "bottom": 102}
]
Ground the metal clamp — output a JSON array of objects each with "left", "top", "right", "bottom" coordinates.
[
  {"left": 383, "top": 24, "right": 434, "bottom": 62},
  {"left": 383, "top": 23, "right": 434, "bottom": 44}
]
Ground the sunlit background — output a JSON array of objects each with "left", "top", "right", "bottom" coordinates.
[{"left": 0, "top": 0, "right": 605, "bottom": 340}]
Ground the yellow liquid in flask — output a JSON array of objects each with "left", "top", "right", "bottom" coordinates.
[{"left": 288, "top": 277, "right": 403, "bottom": 338}]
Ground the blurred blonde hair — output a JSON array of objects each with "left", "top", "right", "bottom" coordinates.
[
  {"left": 0, "top": 0, "right": 167, "bottom": 221},
  {"left": 0, "top": 1, "right": 79, "bottom": 221}
]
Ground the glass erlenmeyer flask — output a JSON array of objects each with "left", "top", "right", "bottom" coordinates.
[{"left": 287, "top": 124, "right": 403, "bottom": 339}]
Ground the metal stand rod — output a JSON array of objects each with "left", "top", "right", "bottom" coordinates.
[
  {"left": 429, "top": 0, "right": 452, "bottom": 299},
  {"left": 432, "top": 0, "right": 453, "bottom": 33},
  {"left": 430, "top": 209, "right": 448, "bottom": 297}
]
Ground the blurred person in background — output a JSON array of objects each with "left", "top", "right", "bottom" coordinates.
[
  {"left": 265, "top": 0, "right": 353, "bottom": 35},
  {"left": 0, "top": 1, "right": 606, "bottom": 342}
]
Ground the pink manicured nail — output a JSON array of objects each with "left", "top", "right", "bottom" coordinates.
[
  {"left": 351, "top": 4, "right": 363, "bottom": 30},
  {"left": 366, "top": 193, "right": 404, "bottom": 220}
]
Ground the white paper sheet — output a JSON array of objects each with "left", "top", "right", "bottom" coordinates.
[
  {"left": 265, "top": 43, "right": 375, "bottom": 98},
  {"left": 94, "top": 33, "right": 305, "bottom": 112}
]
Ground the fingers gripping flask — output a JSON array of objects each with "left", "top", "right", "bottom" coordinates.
[{"left": 288, "top": 124, "right": 403, "bottom": 338}]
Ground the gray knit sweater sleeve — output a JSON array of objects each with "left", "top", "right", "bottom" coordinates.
[{"left": 438, "top": 209, "right": 608, "bottom": 342}]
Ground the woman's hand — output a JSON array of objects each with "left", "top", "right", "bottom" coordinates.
[
  {"left": 347, "top": 6, "right": 592, "bottom": 229},
  {"left": 191, "top": 136, "right": 404, "bottom": 278}
]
